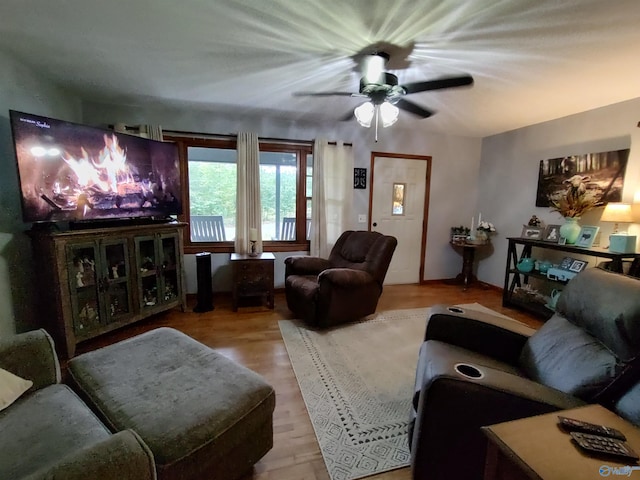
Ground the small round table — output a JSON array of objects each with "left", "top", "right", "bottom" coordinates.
[{"left": 448, "top": 241, "right": 489, "bottom": 290}]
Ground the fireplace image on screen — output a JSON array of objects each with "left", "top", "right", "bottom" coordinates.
[{"left": 9, "top": 110, "right": 182, "bottom": 224}]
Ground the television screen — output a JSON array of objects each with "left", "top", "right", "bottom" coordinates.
[{"left": 9, "top": 110, "right": 182, "bottom": 224}]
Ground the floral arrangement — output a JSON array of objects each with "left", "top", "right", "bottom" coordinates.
[
  {"left": 549, "top": 191, "right": 595, "bottom": 218},
  {"left": 549, "top": 175, "right": 596, "bottom": 218},
  {"left": 477, "top": 221, "right": 496, "bottom": 233}
]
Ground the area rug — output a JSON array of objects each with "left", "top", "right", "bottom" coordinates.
[{"left": 279, "top": 303, "right": 516, "bottom": 480}]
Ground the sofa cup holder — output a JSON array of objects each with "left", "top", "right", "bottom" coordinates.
[
  {"left": 454, "top": 363, "right": 484, "bottom": 379},
  {"left": 447, "top": 306, "right": 465, "bottom": 314}
]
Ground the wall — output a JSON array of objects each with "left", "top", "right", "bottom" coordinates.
[
  {"left": 0, "top": 52, "right": 81, "bottom": 335},
  {"left": 478, "top": 97, "right": 640, "bottom": 288},
  {"left": 82, "top": 102, "right": 482, "bottom": 293}
]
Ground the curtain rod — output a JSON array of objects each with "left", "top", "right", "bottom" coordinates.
[{"left": 163, "top": 129, "right": 351, "bottom": 147}]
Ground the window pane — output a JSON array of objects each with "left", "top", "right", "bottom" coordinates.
[
  {"left": 188, "top": 147, "right": 236, "bottom": 241},
  {"left": 259, "top": 151, "right": 297, "bottom": 240}
]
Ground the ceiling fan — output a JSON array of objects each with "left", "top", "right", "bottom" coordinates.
[{"left": 293, "top": 52, "right": 474, "bottom": 124}]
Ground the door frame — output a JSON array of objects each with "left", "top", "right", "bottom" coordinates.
[{"left": 369, "top": 152, "right": 431, "bottom": 284}]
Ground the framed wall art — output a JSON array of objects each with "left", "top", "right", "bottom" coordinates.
[{"left": 535, "top": 149, "right": 629, "bottom": 208}]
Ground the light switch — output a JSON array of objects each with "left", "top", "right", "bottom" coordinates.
[{"left": 358, "top": 214, "right": 367, "bottom": 223}]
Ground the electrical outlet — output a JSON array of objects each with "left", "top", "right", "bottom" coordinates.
[{"left": 358, "top": 214, "right": 367, "bottom": 223}]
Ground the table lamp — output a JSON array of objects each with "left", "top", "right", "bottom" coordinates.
[{"left": 601, "top": 202, "right": 636, "bottom": 253}]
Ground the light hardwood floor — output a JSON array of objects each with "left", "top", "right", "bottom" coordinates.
[{"left": 74, "top": 282, "right": 542, "bottom": 480}]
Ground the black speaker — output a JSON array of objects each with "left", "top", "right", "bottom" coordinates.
[{"left": 193, "top": 252, "right": 214, "bottom": 312}]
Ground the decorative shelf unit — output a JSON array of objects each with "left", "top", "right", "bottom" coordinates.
[
  {"left": 29, "top": 222, "right": 187, "bottom": 357},
  {"left": 503, "top": 237, "right": 640, "bottom": 319}
]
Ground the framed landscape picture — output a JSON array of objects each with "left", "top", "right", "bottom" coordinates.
[{"left": 535, "top": 149, "right": 629, "bottom": 208}]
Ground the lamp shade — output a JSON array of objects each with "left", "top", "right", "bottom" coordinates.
[
  {"left": 601, "top": 203, "right": 633, "bottom": 223},
  {"left": 354, "top": 102, "right": 374, "bottom": 127},
  {"left": 379, "top": 102, "right": 399, "bottom": 127}
]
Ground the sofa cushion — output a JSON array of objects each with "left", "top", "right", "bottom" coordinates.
[
  {"left": 0, "top": 367, "right": 32, "bottom": 411},
  {"left": 0, "top": 384, "right": 112, "bottom": 480},
  {"left": 519, "top": 315, "right": 619, "bottom": 400}
]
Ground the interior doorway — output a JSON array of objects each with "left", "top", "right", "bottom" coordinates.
[{"left": 370, "top": 152, "right": 431, "bottom": 284}]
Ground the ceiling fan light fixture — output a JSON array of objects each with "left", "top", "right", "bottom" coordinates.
[
  {"left": 379, "top": 101, "right": 399, "bottom": 127},
  {"left": 354, "top": 101, "right": 374, "bottom": 127},
  {"left": 362, "top": 54, "right": 387, "bottom": 85}
]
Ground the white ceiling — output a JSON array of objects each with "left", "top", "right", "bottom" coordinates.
[{"left": 2, "top": 0, "right": 640, "bottom": 137}]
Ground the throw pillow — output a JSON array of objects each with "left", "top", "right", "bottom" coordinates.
[{"left": 0, "top": 367, "right": 33, "bottom": 411}]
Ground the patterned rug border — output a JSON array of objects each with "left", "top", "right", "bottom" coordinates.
[{"left": 279, "top": 304, "right": 514, "bottom": 480}]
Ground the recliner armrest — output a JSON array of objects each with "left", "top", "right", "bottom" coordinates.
[
  {"left": 0, "top": 329, "right": 60, "bottom": 390},
  {"left": 284, "top": 256, "right": 332, "bottom": 276},
  {"left": 319, "top": 268, "right": 375, "bottom": 287},
  {"left": 24, "top": 430, "right": 157, "bottom": 480},
  {"left": 425, "top": 304, "right": 535, "bottom": 364}
]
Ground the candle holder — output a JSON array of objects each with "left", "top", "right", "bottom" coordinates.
[{"left": 249, "top": 240, "right": 258, "bottom": 257}]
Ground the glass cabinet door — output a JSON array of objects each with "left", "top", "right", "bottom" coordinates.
[
  {"left": 101, "top": 240, "right": 133, "bottom": 323},
  {"left": 160, "top": 234, "right": 180, "bottom": 304},
  {"left": 67, "top": 242, "right": 101, "bottom": 336},
  {"left": 135, "top": 236, "right": 160, "bottom": 311}
]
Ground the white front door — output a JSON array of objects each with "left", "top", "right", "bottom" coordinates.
[{"left": 370, "top": 153, "right": 430, "bottom": 284}]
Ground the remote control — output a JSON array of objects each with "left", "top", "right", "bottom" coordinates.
[
  {"left": 570, "top": 432, "right": 639, "bottom": 462},
  {"left": 558, "top": 416, "right": 627, "bottom": 440}
]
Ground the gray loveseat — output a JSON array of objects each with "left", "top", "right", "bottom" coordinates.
[{"left": 0, "top": 329, "right": 156, "bottom": 480}]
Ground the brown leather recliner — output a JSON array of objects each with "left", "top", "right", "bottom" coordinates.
[
  {"left": 284, "top": 230, "right": 397, "bottom": 328},
  {"left": 409, "top": 267, "right": 640, "bottom": 480}
]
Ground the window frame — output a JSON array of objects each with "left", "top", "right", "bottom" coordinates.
[{"left": 166, "top": 134, "right": 311, "bottom": 254}]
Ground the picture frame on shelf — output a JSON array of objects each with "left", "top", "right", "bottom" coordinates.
[
  {"left": 543, "top": 224, "right": 561, "bottom": 243},
  {"left": 569, "top": 259, "right": 588, "bottom": 273},
  {"left": 559, "top": 257, "right": 575, "bottom": 270},
  {"left": 558, "top": 236, "right": 567, "bottom": 245},
  {"left": 521, "top": 225, "right": 544, "bottom": 240},
  {"left": 575, "top": 226, "right": 600, "bottom": 248}
]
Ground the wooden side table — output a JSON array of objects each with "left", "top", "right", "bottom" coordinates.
[
  {"left": 448, "top": 241, "right": 489, "bottom": 290},
  {"left": 230, "top": 252, "right": 275, "bottom": 311},
  {"left": 483, "top": 404, "right": 640, "bottom": 480}
]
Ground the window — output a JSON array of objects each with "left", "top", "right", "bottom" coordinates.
[
  {"left": 258, "top": 142, "right": 312, "bottom": 243},
  {"left": 166, "top": 135, "right": 312, "bottom": 253}
]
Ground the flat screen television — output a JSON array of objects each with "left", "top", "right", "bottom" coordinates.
[{"left": 9, "top": 110, "right": 182, "bottom": 226}]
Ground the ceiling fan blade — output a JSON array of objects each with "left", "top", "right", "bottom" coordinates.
[
  {"left": 293, "top": 91, "right": 356, "bottom": 97},
  {"left": 401, "top": 75, "right": 473, "bottom": 95},
  {"left": 396, "top": 99, "right": 434, "bottom": 118}
]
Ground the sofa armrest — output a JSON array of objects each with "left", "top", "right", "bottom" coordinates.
[
  {"left": 319, "top": 268, "right": 375, "bottom": 288},
  {"left": 0, "top": 329, "right": 60, "bottom": 390},
  {"left": 410, "top": 365, "right": 585, "bottom": 480},
  {"left": 425, "top": 304, "right": 535, "bottom": 364},
  {"left": 284, "top": 256, "right": 332, "bottom": 277},
  {"left": 24, "top": 430, "right": 156, "bottom": 480}
]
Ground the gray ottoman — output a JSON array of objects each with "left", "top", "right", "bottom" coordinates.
[{"left": 68, "top": 327, "right": 275, "bottom": 480}]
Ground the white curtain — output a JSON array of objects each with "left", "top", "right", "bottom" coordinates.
[
  {"left": 235, "top": 132, "right": 262, "bottom": 254},
  {"left": 311, "top": 139, "right": 354, "bottom": 257}
]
